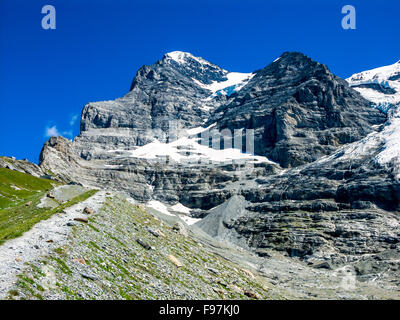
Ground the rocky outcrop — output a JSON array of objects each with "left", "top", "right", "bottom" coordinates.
[{"left": 0, "top": 156, "right": 46, "bottom": 178}]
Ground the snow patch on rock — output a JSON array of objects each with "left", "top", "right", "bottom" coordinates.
[
  {"left": 347, "top": 60, "right": 400, "bottom": 111},
  {"left": 109, "top": 136, "right": 274, "bottom": 165},
  {"left": 165, "top": 51, "right": 219, "bottom": 69},
  {"left": 193, "top": 72, "right": 254, "bottom": 100},
  {"left": 171, "top": 203, "right": 191, "bottom": 214},
  {"left": 375, "top": 106, "right": 400, "bottom": 178},
  {"left": 147, "top": 200, "right": 174, "bottom": 216}
]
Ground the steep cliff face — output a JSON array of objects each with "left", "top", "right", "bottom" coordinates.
[
  {"left": 207, "top": 52, "right": 386, "bottom": 167},
  {"left": 54, "top": 51, "right": 387, "bottom": 169},
  {"left": 217, "top": 107, "right": 400, "bottom": 263}
]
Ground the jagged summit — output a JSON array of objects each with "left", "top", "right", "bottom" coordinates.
[
  {"left": 129, "top": 51, "right": 229, "bottom": 90},
  {"left": 164, "top": 50, "right": 197, "bottom": 62},
  {"left": 270, "top": 51, "right": 322, "bottom": 65},
  {"left": 256, "top": 51, "right": 330, "bottom": 82},
  {"left": 274, "top": 51, "right": 316, "bottom": 62},
  {"left": 50, "top": 50, "right": 386, "bottom": 169},
  {"left": 163, "top": 51, "right": 222, "bottom": 69}
]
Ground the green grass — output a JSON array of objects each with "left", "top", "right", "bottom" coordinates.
[
  {"left": 0, "top": 175, "right": 97, "bottom": 245},
  {"left": 0, "top": 167, "right": 59, "bottom": 210}
]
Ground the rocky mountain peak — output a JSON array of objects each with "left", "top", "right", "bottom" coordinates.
[
  {"left": 273, "top": 51, "right": 320, "bottom": 66},
  {"left": 256, "top": 51, "right": 331, "bottom": 84},
  {"left": 163, "top": 51, "right": 220, "bottom": 68},
  {"left": 129, "top": 51, "right": 228, "bottom": 91},
  {"left": 161, "top": 51, "right": 229, "bottom": 85},
  {"left": 207, "top": 51, "right": 386, "bottom": 168}
]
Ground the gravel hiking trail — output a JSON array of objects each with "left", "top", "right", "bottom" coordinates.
[{"left": 0, "top": 190, "right": 106, "bottom": 298}]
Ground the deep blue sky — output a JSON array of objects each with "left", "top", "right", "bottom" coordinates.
[{"left": 0, "top": 0, "right": 399, "bottom": 163}]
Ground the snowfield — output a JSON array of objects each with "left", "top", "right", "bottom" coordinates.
[
  {"left": 375, "top": 106, "right": 400, "bottom": 178},
  {"left": 346, "top": 59, "right": 400, "bottom": 179},
  {"left": 108, "top": 136, "right": 274, "bottom": 165},
  {"left": 193, "top": 72, "right": 254, "bottom": 100},
  {"left": 347, "top": 60, "right": 400, "bottom": 110}
]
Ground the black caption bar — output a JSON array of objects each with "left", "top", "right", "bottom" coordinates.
[{"left": 1, "top": 300, "right": 399, "bottom": 319}]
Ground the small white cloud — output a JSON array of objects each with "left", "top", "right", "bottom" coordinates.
[
  {"left": 45, "top": 115, "right": 77, "bottom": 139},
  {"left": 69, "top": 114, "right": 79, "bottom": 126},
  {"left": 62, "top": 130, "right": 73, "bottom": 137},
  {"left": 45, "top": 125, "right": 60, "bottom": 137}
]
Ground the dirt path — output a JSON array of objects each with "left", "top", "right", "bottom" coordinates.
[{"left": 0, "top": 190, "right": 107, "bottom": 298}]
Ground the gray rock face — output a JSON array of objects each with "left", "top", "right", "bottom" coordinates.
[
  {"left": 218, "top": 105, "right": 400, "bottom": 263},
  {"left": 194, "top": 195, "right": 250, "bottom": 248},
  {"left": 207, "top": 52, "right": 386, "bottom": 168},
  {"left": 38, "top": 51, "right": 400, "bottom": 284},
  {"left": 39, "top": 135, "right": 279, "bottom": 209}
]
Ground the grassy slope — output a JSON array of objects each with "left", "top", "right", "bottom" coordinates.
[
  {"left": 8, "top": 195, "right": 280, "bottom": 300},
  {"left": 0, "top": 167, "right": 96, "bottom": 245},
  {"left": 0, "top": 168, "right": 56, "bottom": 210}
]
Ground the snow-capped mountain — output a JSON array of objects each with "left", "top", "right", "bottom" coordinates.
[
  {"left": 347, "top": 60, "right": 400, "bottom": 112},
  {"left": 75, "top": 51, "right": 255, "bottom": 159}
]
